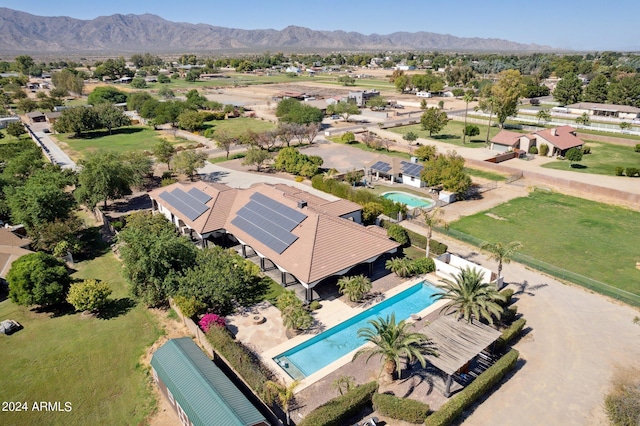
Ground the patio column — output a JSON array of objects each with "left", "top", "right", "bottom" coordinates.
[
  {"left": 241, "top": 244, "right": 247, "bottom": 258},
  {"left": 281, "top": 271, "right": 287, "bottom": 286},
  {"left": 368, "top": 261, "right": 373, "bottom": 277},
  {"left": 260, "top": 257, "right": 265, "bottom": 271},
  {"left": 305, "top": 287, "right": 313, "bottom": 303},
  {"left": 444, "top": 375, "right": 453, "bottom": 397}
]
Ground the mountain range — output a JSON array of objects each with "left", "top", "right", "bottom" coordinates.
[{"left": 0, "top": 8, "right": 552, "bottom": 54}]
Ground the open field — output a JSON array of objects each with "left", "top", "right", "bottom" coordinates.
[
  {"left": 449, "top": 189, "right": 640, "bottom": 298},
  {"left": 389, "top": 120, "right": 501, "bottom": 148},
  {"left": 0, "top": 251, "right": 162, "bottom": 426},
  {"left": 541, "top": 140, "right": 640, "bottom": 175},
  {"left": 204, "top": 116, "right": 276, "bottom": 138}
]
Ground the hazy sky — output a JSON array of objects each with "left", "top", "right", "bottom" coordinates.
[{"left": 3, "top": 0, "right": 638, "bottom": 51}]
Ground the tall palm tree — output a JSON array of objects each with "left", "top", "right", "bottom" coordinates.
[
  {"left": 353, "top": 314, "right": 435, "bottom": 383},
  {"left": 422, "top": 207, "right": 447, "bottom": 258},
  {"left": 265, "top": 380, "right": 299, "bottom": 426},
  {"left": 479, "top": 96, "right": 496, "bottom": 145},
  {"left": 462, "top": 91, "right": 475, "bottom": 145},
  {"left": 480, "top": 240, "right": 523, "bottom": 280},
  {"left": 432, "top": 266, "right": 506, "bottom": 324},
  {"left": 337, "top": 275, "right": 372, "bottom": 302}
]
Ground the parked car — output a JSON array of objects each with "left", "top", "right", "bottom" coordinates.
[
  {"left": 330, "top": 115, "right": 340, "bottom": 119},
  {"left": 0, "top": 319, "right": 22, "bottom": 335}
]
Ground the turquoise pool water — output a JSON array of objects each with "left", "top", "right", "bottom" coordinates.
[
  {"left": 382, "top": 191, "right": 434, "bottom": 209},
  {"left": 274, "top": 281, "right": 438, "bottom": 380}
]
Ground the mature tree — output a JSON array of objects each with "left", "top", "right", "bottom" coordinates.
[
  {"left": 173, "top": 150, "right": 208, "bottom": 180},
  {"left": 153, "top": 139, "right": 176, "bottom": 170},
  {"left": 7, "top": 252, "right": 71, "bottom": 307},
  {"left": 265, "top": 380, "right": 300, "bottom": 426},
  {"left": 353, "top": 314, "right": 434, "bottom": 383},
  {"left": 414, "top": 144, "right": 437, "bottom": 161},
  {"left": 213, "top": 130, "right": 235, "bottom": 159},
  {"left": 421, "top": 207, "right": 447, "bottom": 258},
  {"left": 583, "top": 74, "right": 609, "bottom": 103},
  {"left": 54, "top": 106, "right": 100, "bottom": 136},
  {"left": 153, "top": 100, "right": 188, "bottom": 127},
  {"left": 66, "top": 279, "right": 112, "bottom": 312},
  {"left": 366, "top": 96, "right": 388, "bottom": 110},
  {"left": 6, "top": 122, "right": 26, "bottom": 139},
  {"left": 117, "top": 212, "right": 197, "bottom": 306},
  {"left": 17, "top": 98, "right": 38, "bottom": 112},
  {"left": 75, "top": 151, "right": 134, "bottom": 208},
  {"left": 127, "top": 91, "right": 154, "bottom": 112},
  {"left": 607, "top": 75, "right": 640, "bottom": 107},
  {"left": 536, "top": 109, "right": 551, "bottom": 124},
  {"left": 242, "top": 147, "right": 272, "bottom": 172},
  {"left": 14, "top": 55, "right": 35, "bottom": 74},
  {"left": 130, "top": 77, "right": 147, "bottom": 89},
  {"left": 565, "top": 147, "right": 584, "bottom": 166},
  {"left": 464, "top": 125, "right": 480, "bottom": 137},
  {"left": 491, "top": 70, "right": 524, "bottom": 128},
  {"left": 185, "top": 89, "right": 208, "bottom": 109},
  {"left": 157, "top": 86, "right": 175, "bottom": 99},
  {"left": 338, "top": 75, "right": 356, "bottom": 86},
  {"left": 575, "top": 112, "right": 591, "bottom": 126},
  {"left": 337, "top": 275, "right": 372, "bottom": 302},
  {"left": 394, "top": 74, "right": 410, "bottom": 93},
  {"left": 477, "top": 96, "right": 497, "bottom": 144},
  {"left": 177, "top": 246, "right": 265, "bottom": 315},
  {"left": 432, "top": 266, "right": 506, "bottom": 324},
  {"left": 327, "top": 102, "right": 361, "bottom": 122},
  {"left": 87, "top": 86, "right": 128, "bottom": 106},
  {"left": 403, "top": 131, "right": 418, "bottom": 144},
  {"left": 553, "top": 73, "right": 583, "bottom": 105},
  {"left": 420, "top": 107, "right": 448, "bottom": 136},
  {"left": 277, "top": 122, "right": 296, "bottom": 147},
  {"left": 462, "top": 91, "right": 475, "bottom": 144},
  {"left": 95, "top": 103, "right": 130, "bottom": 134},
  {"left": 52, "top": 69, "right": 84, "bottom": 95},
  {"left": 178, "top": 110, "right": 204, "bottom": 132},
  {"left": 126, "top": 151, "right": 154, "bottom": 189},
  {"left": 92, "top": 57, "right": 131, "bottom": 80},
  {"left": 480, "top": 241, "right": 523, "bottom": 281},
  {"left": 0, "top": 140, "right": 44, "bottom": 181},
  {"left": 31, "top": 216, "right": 83, "bottom": 255},
  {"left": 421, "top": 150, "right": 472, "bottom": 195}
]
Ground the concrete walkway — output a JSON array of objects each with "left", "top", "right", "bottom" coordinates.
[{"left": 26, "top": 121, "right": 77, "bottom": 170}]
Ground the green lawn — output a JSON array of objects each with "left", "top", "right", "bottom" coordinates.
[
  {"left": 204, "top": 117, "right": 276, "bottom": 138},
  {"left": 55, "top": 126, "right": 171, "bottom": 159},
  {"left": 388, "top": 121, "right": 501, "bottom": 148},
  {"left": 0, "top": 251, "right": 162, "bottom": 426},
  {"left": 464, "top": 167, "right": 507, "bottom": 182},
  {"left": 541, "top": 141, "right": 640, "bottom": 176},
  {"left": 450, "top": 190, "right": 640, "bottom": 297},
  {"left": 327, "top": 136, "right": 412, "bottom": 159}
]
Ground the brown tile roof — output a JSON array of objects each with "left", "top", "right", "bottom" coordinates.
[
  {"left": 535, "top": 125, "right": 584, "bottom": 150},
  {"left": 0, "top": 246, "right": 34, "bottom": 278},
  {"left": 273, "top": 183, "right": 361, "bottom": 217},
  {"left": 491, "top": 130, "right": 523, "bottom": 146},
  {"left": 566, "top": 102, "right": 640, "bottom": 114},
  {"left": 0, "top": 228, "right": 31, "bottom": 249}
]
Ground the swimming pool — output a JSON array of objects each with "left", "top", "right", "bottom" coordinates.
[
  {"left": 274, "top": 281, "right": 438, "bottom": 380},
  {"left": 382, "top": 191, "right": 434, "bottom": 209}
]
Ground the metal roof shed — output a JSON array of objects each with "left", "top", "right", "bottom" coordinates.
[{"left": 150, "top": 338, "right": 269, "bottom": 426}]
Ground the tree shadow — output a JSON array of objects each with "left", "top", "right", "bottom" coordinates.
[
  {"left": 511, "top": 280, "right": 549, "bottom": 297},
  {"left": 76, "top": 226, "right": 111, "bottom": 262},
  {"left": 433, "top": 134, "right": 460, "bottom": 140},
  {"left": 108, "top": 193, "right": 152, "bottom": 214},
  {"left": 97, "top": 297, "right": 136, "bottom": 320},
  {"left": 32, "top": 302, "right": 75, "bottom": 318},
  {"left": 570, "top": 164, "right": 587, "bottom": 169},
  {"left": 70, "top": 127, "right": 145, "bottom": 139},
  {"left": 199, "top": 170, "right": 229, "bottom": 182}
]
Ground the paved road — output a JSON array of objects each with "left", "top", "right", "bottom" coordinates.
[{"left": 26, "top": 121, "right": 77, "bottom": 170}]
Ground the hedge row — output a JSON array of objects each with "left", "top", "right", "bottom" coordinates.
[
  {"left": 372, "top": 392, "right": 430, "bottom": 423},
  {"left": 495, "top": 318, "right": 527, "bottom": 352},
  {"left": 381, "top": 220, "right": 448, "bottom": 256},
  {"left": 615, "top": 166, "right": 640, "bottom": 177},
  {"left": 424, "top": 349, "right": 520, "bottom": 426},
  {"left": 298, "top": 381, "right": 378, "bottom": 426},
  {"left": 205, "top": 326, "right": 275, "bottom": 400}
]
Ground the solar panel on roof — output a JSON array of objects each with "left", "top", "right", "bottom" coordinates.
[
  {"left": 230, "top": 216, "right": 294, "bottom": 254},
  {"left": 400, "top": 161, "right": 424, "bottom": 177},
  {"left": 173, "top": 189, "right": 209, "bottom": 217},
  {"left": 158, "top": 190, "right": 209, "bottom": 221},
  {"left": 250, "top": 193, "right": 307, "bottom": 225},
  {"left": 371, "top": 161, "right": 392, "bottom": 173},
  {"left": 187, "top": 187, "right": 212, "bottom": 204}
]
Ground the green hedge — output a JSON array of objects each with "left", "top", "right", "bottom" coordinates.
[
  {"left": 424, "top": 349, "right": 520, "bottom": 426},
  {"left": 372, "top": 392, "right": 430, "bottom": 423},
  {"left": 381, "top": 221, "right": 448, "bottom": 255},
  {"left": 205, "top": 326, "right": 275, "bottom": 400},
  {"left": 499, "top": 288, "right": 514, "bottom": 307},
  {"left": 298, "top": 381, "right": 378, "bottom": 426},
  {"left": 495, "top": 318, "right": 527, "bottom": 352}
]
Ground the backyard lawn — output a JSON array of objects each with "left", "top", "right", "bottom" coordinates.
[
  {"left": 54, "top": 126, "right": 174, "bottom": 159},
  {"left": 204, "top": 116, "right": 276, "bottom": 138},
  {"left": 449, "top": 189, "right": 640, "bottom": 299},
  {"left": 389, "top": 120, "right": 502, "bottom": 148},
  {"left": 541, "top": 140, "right": 640, "bottom": 176},
  {"left": 0, "top": 251, "right": 162, "bottom": 426}
]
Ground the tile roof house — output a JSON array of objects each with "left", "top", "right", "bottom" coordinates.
[
  {"left": 0, "top": 228, "right": 33, "bottom": 281},
  {"left": 367, "top": 156, "right": 425, "bottom": 188},
  {"left": 565, "top": 102, "right": 640, "bottom": 120},
  {"left": 151, "top": 338, "right": 270, "bottom": 426},
  {"left": 149, "top": 182, "right": 398, "bottom": 301},
  {"left": 490, "top": 126, "right": 584, "bottom": 157}
]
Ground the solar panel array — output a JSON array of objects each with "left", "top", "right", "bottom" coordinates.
[
  {"left": 159, "top": 188, "right": 210, "bottom": 221},
  {"left": 230, "top": 193, "right": 307, "bottom": 254},
  {"left": 401, "top": 161, "right": 424, "bottom": 177},
  {"left": 371, "top": 161, "right": 392, "bottom": 173},
  {"left": 187, "top": 187, "right": 212, "bottom": 204}
]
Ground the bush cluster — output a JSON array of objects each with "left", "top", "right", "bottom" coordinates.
[
  {"left": 205, "top": 326, "right": 275, "bottom": 400},
  {"left": 625, "top": 167, "right": 639, "bottom": 177},
  {"left": 528, "top": 146, "right": 538, "bottom": 154},
  {"left": 199, "top": 313, "right": 226, "bottom": 332},
  {"left": 539, "top": 143, "right": 549, "bottom": 156},
  {"left": 424, "top": 349, "right": 519, "bottom": 426},
  {"left": 635, "top": 144, "right": 640, "bottom": 153},
  {"left": 298, "top": 381, "right": 378, "bottom": 426},
  {"left": 341, "top": 131, "right": 356, "bottom": 143},
  {"left": 372, "top": 392, "right": 430, "bottom": 423},
  {"left": 387, "top": 223, "right": 410, "bottom": 245},
  {"left": 498, "top": 288, "right": 514, "bottom": 307},
  {"left": 274, "top": 147, "right": 324, "bottom": 178},
  {"left": 380, "top": 221, "right": 448, "bottom": 255},
  {"left": 386, "top": 257, "right": 435, "bottom": 278}
]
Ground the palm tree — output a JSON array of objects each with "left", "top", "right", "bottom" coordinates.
[
  {"left": 331, "top": 375, "right": 355, "bottom": 396},
  {"left": 385, "top": 257, "right": 412, "bottom": 278},
  {"left": 353, "top": 314, "right": 435, "bottom": 383},
  {"left": 432, "top": 266, "right": 506, "bottom": 324},
  {"left": 478, "top": 96, "right": 496, "bottom": 145},
  {"left": 462, "top": 91, "right": 474, "bottom": 145},
  {"left": 265, "top": 380, "right": 299, "bottom": 426},
  {"left": 422, "top": 207, "right": 447, "bottom": 258},
  {"left": 480, "top": 240, "right": 523, "bottom": 281},
  {"left": 337, "top": 275, "right": 372, "bottom": 302}
]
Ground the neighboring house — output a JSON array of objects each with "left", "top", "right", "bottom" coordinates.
[
  {"left": 348, "top": 90, "right": 380, "bottom": 107},
  {"left": 151, "top": 338, "right": 270, "bottom": 426},
  {"left": 117, "top": 76, "right": 132, "bottom": 84},
  {"left": 0, "top": 228, "right": 33, "bottom": 283},
  {"left": 26, "top": 111, "right": 46, "bottom": 123},
  {"left": 0, "top": 116, "right": 20, "bottom": 129},
  {"left": 285, "top": 66, "right": 301, "bottom": 74},
  {"left": 367, "top": 156, "right": 425, "bottom": 188},
  {"left": 302, "top": 98, "right": 329, "bottom": 113},
  {"left": 490, "top": 126, "right": 584, "bottom": 157},
  {"left": 565, "top": 102, "right": 640, "bottom": 120},
  {"left": 149, "top": 182, "right": 397, "bottom": 302},
  {"left": 44, "top": 111, "right": 62, "bottom": 124}
]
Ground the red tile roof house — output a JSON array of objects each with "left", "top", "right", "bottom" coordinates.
[
  {"left": 148, "top": 181, "right": 398, "bottom": 302},
  {"left": 490, "top": 126, "right": 584, "bottom": 157}
]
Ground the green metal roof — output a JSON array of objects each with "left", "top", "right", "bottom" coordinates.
[{"left": 151, "top": 337, "right": 268, "bottom": 426}]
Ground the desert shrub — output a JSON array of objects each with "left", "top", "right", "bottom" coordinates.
[
  {"left": 341, "top": 131, "right": 356, "bottom": 143},
  {"left": 205, "top": 326, "right": 275, "bottom": 399},
  {"left": 161, "top": 171, "right": 174, "bottom": 180},
  {"left": 425, "top": 349, "right": 519, "bottom": 426},
  {"left": 173, "top": 295, "right": 206, "bottom": 318},
  {"left": 528, "top": 145, "right": 538, "bottom": 154},
  {"left": 625, "top": 167, "right": 639, "bottom": 177},
  {"left": 539, "top": 143, "right": 549, "bottom": 156},
  {"left": 615, "top": 166, "right": 625, "bottom": 176},
  {"left": 605, "top": 367, "right": 640, "bottom": 426},
  {"left": 298, "top": 381, "right": 378, "bottom": 426},
  {"left": 309, "top": 300, "right": 322, "bottom": 310},
  {"left": 161, "top": 177, "right": 178, "bottom": 186},
  {"left": 387, "top": 223, "right": 409, "bottom": 246},
  {"left": 635, "top": 144, "right": 640, "bottom": 153},
  {"left": 199, "top": 313, "right": 226, "bottom": 332},
  {"left": 372, "top": 392, "right": 430, "bottom": 423},
  {"left": 464, "top": 124, "right": 480, "bottom": 137}
]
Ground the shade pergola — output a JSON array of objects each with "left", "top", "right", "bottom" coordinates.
[{"left": 420, "top": 315, "right": 502, "bottom": 396}]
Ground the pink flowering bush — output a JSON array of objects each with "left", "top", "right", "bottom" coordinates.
[{"left": 199, "top": 313, "right": 226, "bottom": 332}]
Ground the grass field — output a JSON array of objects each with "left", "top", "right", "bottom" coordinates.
[
  {"left": 389, "top": 121, "right": 501, "bottom": 148},
  {"left": 55, "top": 126, "right": 173, "bottom": 159},
  {"left": 541, "top": 141, "right": 640, "bottom": 175},
  {"left": 450, "top": 190, "right": 640, "bottom": 296},
  {"left": 464, "top": 167, "right": 507, "bottom": 182},
  {"left": 0, "top": 251, "right": 162, "bottom": 426},
  {"left": 204, "top": 116, "right": 276, "bottom": 138}
]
